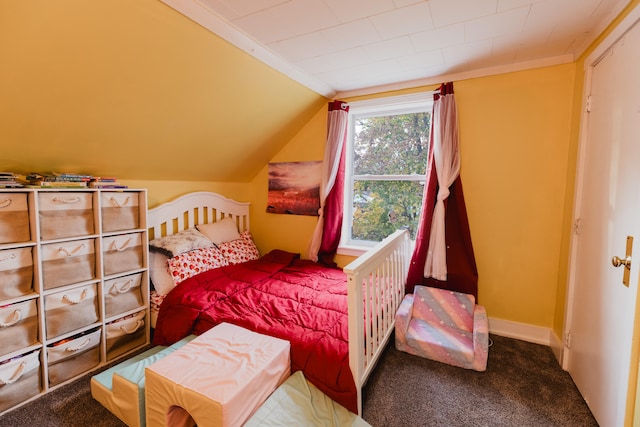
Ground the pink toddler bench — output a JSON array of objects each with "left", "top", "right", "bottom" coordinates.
[{"left": 144, "top": 323, "right": 290, "bottom": 427}]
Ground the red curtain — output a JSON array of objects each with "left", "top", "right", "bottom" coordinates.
[
  {"left": 317, "top": 139, "right": 346, "bottom": 266},
  {"left": 313, "top": 100, "right": 349, "bottom": 266},
  {"left": 406, "top": 83, "right": 478, "bottom": 299}
]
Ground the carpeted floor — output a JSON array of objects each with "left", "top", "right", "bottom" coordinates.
[
  {"left": 363, "top": 335, "right": 598, "bottom": 426},
  {"left": 0, "top": 334, "right": 597, "bottom": 427}
]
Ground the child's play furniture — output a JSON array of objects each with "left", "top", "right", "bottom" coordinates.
[
  {"left": 145, "top": 322, "right": 290, "bottom": 427},
  {"left": 395, "top": 285, "right": 489, "bottom": 371},
  {"left": 90, "top": 335, "right": 196, "bottom": 427},
  {"left": 244, "top": 371, "right": 372, "bottom": 427}
]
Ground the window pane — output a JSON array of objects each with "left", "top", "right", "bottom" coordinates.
[
  {"left": 354, "top": 113, "right": 430, "bottom": 176},
  {"left": 351, "top": 180, "right": 424, "bottom": 242}
]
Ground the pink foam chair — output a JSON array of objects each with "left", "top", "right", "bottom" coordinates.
[{"left": 395, "top": 285, "right": 489, "bottom": 371}]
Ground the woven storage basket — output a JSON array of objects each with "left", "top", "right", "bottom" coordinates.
[
  {"left": 0, "top": 247, "right": 33, "bottom": 301},
  {"left": 0, "top": 193, "right": 30, "bottom": 244},
  {"left": 47, "top": 328, "right": 101, "bottom": 386},
  {"left": 41, "top": 239, "right": 95, "bottom": 290},
  {"left": 0, "top": 299, "right": 39, "bottom": 358},
  {"left": 0, "top": 350, "right": 41, "bottom": 413},
  {"left": 106, "top": 311, "right": 146, "bottom": 360},
  {"left": 102, "top": 233, "right": 143, "bottom": 276},
  {"left": 104, "top": 272, "right": 144, "bottom": 318},
  {"left": 101, "top": 192, "right": 139, "bottom": 232},
  {"left": 44, "top": 284, "right": 99, "bottom": 339},
  {"left": 38, "top": 192, "right": 94, "bottom": 240}
]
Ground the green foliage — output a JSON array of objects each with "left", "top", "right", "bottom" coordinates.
[
  {"left": 354, "top": 112, "right": 430, "bottom": 175},
  {"left": 350, "top": 112, "right": 430, "bottom": 242}
]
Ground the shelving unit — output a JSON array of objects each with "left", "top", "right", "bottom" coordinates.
[{"left": 0, "top": 188, "right": 150, "bottom": 414}]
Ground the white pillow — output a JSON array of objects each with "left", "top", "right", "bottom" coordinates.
[
  {"left": 149, "top": 227, "right": 212, "bottom": 257},
  {"left": 196, "top": 218, "right": 241, "bottom": 245},
  {"left": 149, "top": 251, "right": 177, "bottom": 296}
]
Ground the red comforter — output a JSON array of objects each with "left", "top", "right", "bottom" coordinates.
[{"left": 153, "top": 249, "right": 357, "bottom": 413}]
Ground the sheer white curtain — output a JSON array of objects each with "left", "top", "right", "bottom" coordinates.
[
  {"left": 423, "top": 87, "right": 460, "bottom": 280},
  {"left": 308, "top": 101, "right": 349, "bottom": 261}
]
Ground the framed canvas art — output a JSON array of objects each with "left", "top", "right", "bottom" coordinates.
[{"left": 267, "top": 161, "right": 321, "bottom": 216}]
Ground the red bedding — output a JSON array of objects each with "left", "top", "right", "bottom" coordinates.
[{"left": 152, "top": 249, "right": 358, "bottom": 413}]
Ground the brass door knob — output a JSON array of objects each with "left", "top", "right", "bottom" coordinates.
[{"left": 612, "top": 255, "right": 632, "bottom": 270}]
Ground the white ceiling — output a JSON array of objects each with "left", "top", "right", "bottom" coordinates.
[{"left": 161, "top": 0, "right": 630, "bottom": 98}]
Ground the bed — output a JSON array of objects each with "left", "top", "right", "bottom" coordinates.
[{"left": 146, "top": 191, "right": 411, "bottom": 415}]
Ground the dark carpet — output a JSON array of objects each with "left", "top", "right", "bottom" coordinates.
[{"left": 0, "top": 334, "right": 597, "bottom": 427}]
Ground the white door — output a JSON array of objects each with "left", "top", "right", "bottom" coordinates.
[{"left": 566, "top": 17, "right": 640, "bottom": 427}]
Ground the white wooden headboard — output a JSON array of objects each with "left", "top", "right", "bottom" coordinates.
[{"left": 147, "top": 191, "right": 250, "bottom": 240}]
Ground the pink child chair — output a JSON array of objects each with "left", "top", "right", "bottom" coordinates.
[{"left": 395, "top": 285, "right": 489, "bottom": 371}]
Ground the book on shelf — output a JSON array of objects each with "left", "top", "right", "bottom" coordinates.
[
  {"left": 90, "top": 176, "right": 118, "bottom": 182},
  {"left": 88, "top": 182, "right": 128, "bottom": 189},
  {"left": 27, "top": 180, "right": 88, "bottom": 188},
  {"left": 0, "top": 172, "right": 24, "bottom": 187},
  {"left": 52, "top": 172, "right": 93, "bottom": 181}
]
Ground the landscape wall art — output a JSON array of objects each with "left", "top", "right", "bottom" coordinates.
[{"left": 266, "top": 161, "right": 321, "bottom": 216}]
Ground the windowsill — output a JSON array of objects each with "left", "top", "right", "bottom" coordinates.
[
  {"left": 338, "top": 236, "right": 416, "bottom": 259},
  {"left": 336, "top": 244, "right": 370, "bottom": 258}
]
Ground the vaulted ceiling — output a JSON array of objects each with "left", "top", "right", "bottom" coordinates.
[{"left": 162, "top": 0, "right": 631, "bottom": 97}]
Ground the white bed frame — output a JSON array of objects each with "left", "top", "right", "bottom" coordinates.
[{"left": 147, "top": 191, "right": 411, "bottom": 414}]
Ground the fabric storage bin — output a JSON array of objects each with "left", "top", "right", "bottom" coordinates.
[
  {"left": 0, "top": 192, "right": 30, "bottom": 244},
  {"left": 101, "top": 192, "right": 139, "bottom": 232},
  {"left": 103, "top": 233, "right": 143, "bottom": 276},
  {"left": 0, "top": 350, "right": 41, "bottom": 413},
  {"left": 106, "top": 311, "right": 146, "bottom": 360},
  {"left": 0, "top": 247, "right": 33, "bottom": 301},
  {"left": 41, "top": 239, "right": 95, "bottom": 290},
  {"left": 38, "top": 192, "right": 94, "bottom": 240},
  {"left": 0, "top": 299, "right": 38, "bottom": 358},
  {"left": 45, "top": 284, "right": 99, "bottom": 339},
  {"left": 47, "top": 328, "right": 101, "bottom": 386},
  {"left": 104, "top": 272, "right": 144, "bottom": 318}
]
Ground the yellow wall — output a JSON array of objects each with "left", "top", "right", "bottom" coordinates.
[
  {"left": 457, "top": 67, "right": 575, "bottom": 327},
  {"left": 252, "top": 64, "right": 576, "bottom": 330},
  {"left": 249, "top": 107, "right": 327, "bottom": 255},
  {"left": 0, "top": 0, "right": 326, "bottom": 183}
]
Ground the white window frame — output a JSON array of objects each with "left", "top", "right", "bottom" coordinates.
[{"left": 338, "top": 92, "right": 434, "bottom": 256}]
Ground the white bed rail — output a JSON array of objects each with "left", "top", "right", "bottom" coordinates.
[{"left": 344, "top": 229, "right": 412, "bottom": 415}]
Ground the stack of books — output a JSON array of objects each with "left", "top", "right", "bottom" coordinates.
[
  {"left": 88, "top": 177, "right": 127, "bottom": 189},
  {"left": 25, "top": 172, "right": 92, "bottom": 188},
  {"left": 0, "top": 172, "right": 23, "bottom": 188},
  {"left": 7, "top": 172, "right": 128, "bottom": 189}
]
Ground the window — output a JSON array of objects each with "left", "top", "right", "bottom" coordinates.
[{"left": 340, "top": 93, "right": 433, "bottom": 254}]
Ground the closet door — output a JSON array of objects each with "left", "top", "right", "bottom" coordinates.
[{"left": 566, "top": 15, "right": 640, "bottom": 427}]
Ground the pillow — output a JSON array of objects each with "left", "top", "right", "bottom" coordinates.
[
  {"left": 167, "top": 246, "right": 229, "bottom": 285},
  {"left": 196, "top": 218, "right": 241, "bottom": 245},
  {"left": 148, "top": 251, "right": 176, "bottom": 296},
  {"left": 218, "top": 231, "right": 260, "bottom": 265},
  {"left": 149, "top": 228, "right": 212, "bottom": 258}
]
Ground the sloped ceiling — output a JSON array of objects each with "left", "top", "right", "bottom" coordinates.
[
  {"left": 0, "top": 1, "right": 327, "bottom": 182},
  {"left": 162, "top": 0, "right": 630, "bottom": 97}
]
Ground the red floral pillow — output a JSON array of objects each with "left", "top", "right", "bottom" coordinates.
[
  {"left": 167, "top": 246, "right": 229, "bottom": 285},
  {"left": 218, "top": 231, "right": 260, "bottom": 265}
]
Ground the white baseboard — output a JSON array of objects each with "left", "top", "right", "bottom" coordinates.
[
  {"left": 488, "top": 317, "right": 565, "bottom": 366},
  {"left": 488, "top": 317, "right": 550, "bottom": 345}
]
